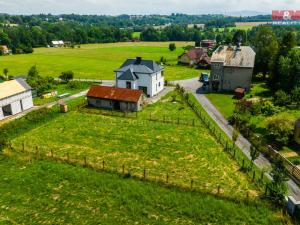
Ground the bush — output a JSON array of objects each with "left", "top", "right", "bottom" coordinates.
[
  {"left": 260, "top": 100, "right": 281, "bottom": 116},
  {"left": 60, "top": 71, "right": 74, "bottom": 82},
  {"left": 291, "top": 86, "right": 300, "bottom": 105},
  {"left": 66, "top": 81, "right": 86, "bottom": 89},
  {"left": 169, "top": 43, "right": 176, "bottom": 51},
  {"left": 273, "top": 90, "right": 291, "bottom": 106},
  {"left": 266, "top": 113, "right": 294, "bottom": 146}
]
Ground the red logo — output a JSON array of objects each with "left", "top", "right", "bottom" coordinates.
[{"left": 272, "top": 10, "right": 300, "bottom": 21}]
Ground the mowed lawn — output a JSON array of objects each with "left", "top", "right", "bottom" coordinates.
[
  {"left": 0, "top": 42, "right": 200, "bottom": 80},
  {"left": 12, "top": 92, "right": 257, "bottom": 198},
  {"left": 0, "top": 156, "right": 287, "bottom": 225}
]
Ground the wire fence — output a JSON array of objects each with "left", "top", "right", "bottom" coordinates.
[{"left": 9, "top": 143, "right": 266, "bottom": 206}]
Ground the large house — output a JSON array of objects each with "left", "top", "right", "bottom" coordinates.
[
  {"left": 178, "top": 47, "right": 210, "bottom": 67},
  {"left": 87, "top": 85, "right": 144, "bottom": 112},
  {"left": 115, "top": 57, "right": 164, "bottom": 97},
  {"left": 209, "top": 45, "right": 256, "bottom": 92},
  {"left": 0, "top": 79, "right": 33, "bottom": 120}
]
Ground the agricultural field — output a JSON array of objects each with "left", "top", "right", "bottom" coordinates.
[
  {"left": 0, "top": 42, "right": 201, "bottom": 81},
  {"left": 11, "top": 91, "right": 259, "bottom": 199},
  {"left": 0, "top": 155, "right": 288, "bottom": 225}
]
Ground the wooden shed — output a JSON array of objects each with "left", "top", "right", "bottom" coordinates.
[
  {"left": 295, "top": 118, "right": 300, "bottom": 145},
  {"left": 87, "top": 86, "right": 144, "bottom": 112}
]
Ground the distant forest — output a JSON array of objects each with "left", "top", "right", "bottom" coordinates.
[{"left": 1, "top": 13, "right": 299, "bottom": 54}]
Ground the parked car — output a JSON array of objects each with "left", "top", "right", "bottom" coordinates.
[{"left": 200, "top": 73, "right": 209, "bottom": 86}]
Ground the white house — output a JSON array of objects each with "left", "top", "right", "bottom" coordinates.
[
  {"left": 0, "top": 79, "right": 33, "bottom": 120},
  {"left": 115, "top": 57, "right": 164, "bottom": 97},
  {"left": 51, "top": 40, "right": 64, "bottom": 48}
]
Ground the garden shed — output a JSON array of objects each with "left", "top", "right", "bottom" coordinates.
[
  {"left": 87, "top": 86, "right": 145, "bottom": 112},
  {"left": 295, "top": 118, "right": 300, "bottom": 145},
  {"left": 0, "top": 79, "right": 33, "bottom": 120}
]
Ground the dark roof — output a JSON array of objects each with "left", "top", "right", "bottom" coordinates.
[
  {"left": 117, "top": 69, "right": 138, "bottom": 81},
  {"left": 16, "top": 78, "right": 32, "bottom": 90},
  {"left": 87, "top": 86, "right": 143, "bottom": 103},
  {"left": 115, "top": 57, "right": 163, "bottom": 74},
  {"left": 296, "top": 118, "right": 300, "bottom": 128}
]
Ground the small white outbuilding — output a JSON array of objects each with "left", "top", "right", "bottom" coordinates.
[{"left": 0, "top": 79, "right": 33, "bottom": 120}]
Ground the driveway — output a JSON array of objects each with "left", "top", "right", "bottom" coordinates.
[{"left": 172, "top": 77, "right": 300, "bottom": 200}]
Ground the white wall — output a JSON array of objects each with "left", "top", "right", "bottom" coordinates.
[
  {"left": 21, "top": 96, "right": 34, "bottom": 110},
  {"left": 0, "top": 90, "right": 33, "bottom": 120},
  {"left": 116, "top": 71, "right": 164, "bottom": 97},
  {"left": 0, "top": 108, "right": 3, "bottom": 120},
  {"left": 10, "top": 101, "right": 22, "bottom": 115}
]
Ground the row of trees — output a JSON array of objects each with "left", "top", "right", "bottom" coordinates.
[{"left": 0, "top": 22, "right": 133, "bottom": 54}]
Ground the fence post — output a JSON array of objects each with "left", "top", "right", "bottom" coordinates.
[
  {"left": 166, "top": 174, "right": 169, "bottom": 184},
  {"left": 233, "top": 148, "right": 236, "bottom": 157},
  {"left": 102, "top": 160, "right": 105, "bottom": 170},
  {"left": 122, "top": 164, "right": 125, "bottom": 174},
  {"left": 225, "top": 141, "right": 228, "bottom": 151},
  {"left": 22, "top": 142, "right": 25, "bottom": 152},
  {"left": 143, "top": 168, "right": 146, "bottom": 180},
  {"left": 190, "top": 179, "right": 194, "bottom": 189},
  {"left": 50, "top": 149, "right": 54, "bottom": 158},
  {"left": 246, "top": 191, "right": 249, "bottom": 204},
  {"left": 252, "top": 171, "right": 256, "bottom": 182},
  {"left": 242, "top": 159, "right": 245, "bottom": 169},
  {"left": 217, "top": 185, "right": 221, "bottom": 194}
]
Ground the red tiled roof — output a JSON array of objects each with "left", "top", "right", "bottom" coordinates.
[
  {"left": 87, "top": 86, "right": 143, "bottom": 103},
  {"left": 186, "top": 48, "right": 207, "bottom": 60}
]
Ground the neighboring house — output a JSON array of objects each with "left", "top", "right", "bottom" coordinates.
[
  {"left": 187, "top": 24, "right": 205, "bottom": 29},
  {"left": 209, "top": 45, "right": 256, "bottom": 92},
  {"left": 1, "top": 45, "right": 11, "bottom": 55},
  {"left": 115, "top": 57, "right": 164, "bottom": 97},
  {"left": 0, "top": 79, "right": 33, "bottom": 120},
  {"left": 51, "top": 40, "right": 64, "bottom": 48},
  {"left": 201, "top": 40, "right": 216, "bottom": 48},
  {"left": 295, "top": 118, "right": 300, "bottom": 145},
  {"left": 178, "top": 48, "right": 210, "bottom": 67},
  {"left": 87, "top": 85, "right": 144, "bottom": 112}
]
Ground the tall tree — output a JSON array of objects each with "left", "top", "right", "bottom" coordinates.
[{"left": 253, "top": 28, "right": 278, "bottom": 80}]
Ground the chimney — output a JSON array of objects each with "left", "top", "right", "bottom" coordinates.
[{"left": 135, "top": 57, "right": 142, "bottom": 64}]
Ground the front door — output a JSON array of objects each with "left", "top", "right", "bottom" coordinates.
[
  {"left": 113, "top": 101, "right": 120, "bottom": 110},
  {"left": 126, "top": 81, "right": 132, "bottom": 89}
]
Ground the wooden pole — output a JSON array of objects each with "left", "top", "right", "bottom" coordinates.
[
  {"left": 252, "top": 171, "right": 256, "bottom": 182},
  {"left": 143, "top": 168, "right": 146, "bottom": 180},
  {"left": 102, "top": 160, "right": 105, "bottom": 170},
  {"left": 50, "top": 149, "right": 53, "bottom": 158},
  {"left": 22, "top": 142, "right": 25, "bottom": 152},
  {"left": 217, "top": 185, "right": 221, "bottom": 194},
  {"left": 166, "top": 174, "right": 169, "bottom": 184},
  {"left": 190, "top": 179, "right": 194, "bottom": 189}
]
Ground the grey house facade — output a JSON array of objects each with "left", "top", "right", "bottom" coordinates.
[
  {"left": 0, "top": 79, "right": 33, "bottom": 120},
  {"left": 87, "top": 86, "right": 144, "bottom": 112},
  {"left": 210, "top": 45, "right": 256, "bottom": 92}
]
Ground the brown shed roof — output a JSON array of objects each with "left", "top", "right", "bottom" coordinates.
[
  {"left": 87, "top": 86, "right": 143, "bottom": 103},
  {"left": 185, "top": 48, "right": 207, "bottom": 60}
]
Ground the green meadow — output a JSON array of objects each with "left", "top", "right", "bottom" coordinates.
[
  {"left": 12, "top": 92, "right": 258, "bottom": 198},
  {"left": 0, "top": 42, "right": 200, "bottom": 81},
  {"left": 0, "top": 155, "right": 288, "bottom": 225}
]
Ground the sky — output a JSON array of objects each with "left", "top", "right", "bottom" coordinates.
[{"left": 0, "top": 0, "right": 299, "bottom": 15}]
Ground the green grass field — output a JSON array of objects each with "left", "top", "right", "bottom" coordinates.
[
  {"left": 0, "top": 155, "right": 288, "bottom": 225},
  {"left": 0, "top": 42, "right": 200, "bottom": 81},
  {"left": 11, "top": 91, "right": 258, "bottom": 199}
]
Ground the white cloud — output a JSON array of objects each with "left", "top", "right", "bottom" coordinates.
[{"left": 0, "top": 0, "right": 299, "bottom": 15}]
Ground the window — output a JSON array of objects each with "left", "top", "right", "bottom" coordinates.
[
  {"left": 158, "top": 82, "right": 161, "bottom": 87},
  {"left": 126, "top": 81, "right": 132, "bottom": 89}
]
